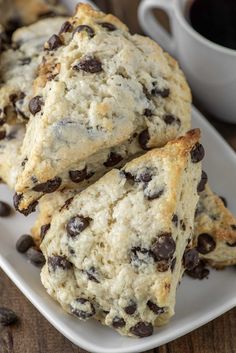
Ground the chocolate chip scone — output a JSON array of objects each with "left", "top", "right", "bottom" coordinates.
[
  {"left": 0, "top": 0, "right": 67, "bottom": 37},
  {"left": 193, "top": 184, "right": 236, "bottom": 268},
  {"left": 0, "top": 16, "right": 66, "bottom": 125},
  {"left": 40, "top": 130, "right": 202, "bottom": 337},
  {"left": 14, "top": 3, "right": 192, "bottom": 215},
  {"left": 0, "top": 123, "right": 25, "bottom": 189}
]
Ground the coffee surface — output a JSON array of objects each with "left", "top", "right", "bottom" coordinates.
[{"left": 189, "top": 0, "right": 236, "bottom": 50}]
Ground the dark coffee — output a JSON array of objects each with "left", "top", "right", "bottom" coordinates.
[{"left": 187, "top": 0, "right": 236, "bottom": 50}]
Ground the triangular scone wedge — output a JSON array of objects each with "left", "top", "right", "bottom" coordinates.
[
  {"left": 0, "top": 17, "right": 66, "bottom": 125},
  {"left": 194, "top": 184, "right": 236, "bottom": 268},
  {"left": 40, "top": 129, "right": 202, "bottom": 337},
  {"left": 14, "top": 3, "right": 191, "bottom": 214},
  {"left": 0, "top": 124, "right": 25, "bottom": 189}
]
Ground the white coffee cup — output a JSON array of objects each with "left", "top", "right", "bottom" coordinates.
[{"left": 138, "top": 0, "right": 236, "bottom": 123}]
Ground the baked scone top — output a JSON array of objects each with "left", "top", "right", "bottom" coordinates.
[
  {"left": 40, "top": 129, "right": 202, "bottom": 337},
  {"left": 16, "top": 4, "right": 191, "bottom": 201}
]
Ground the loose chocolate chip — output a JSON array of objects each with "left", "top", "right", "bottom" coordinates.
[
  {"left": 86, "top": 266, "right": 100, "bottom": 283},
  {"left": 13, "top": 193, "right": 38, "bottom": 215},
  {"left": 124, "top": 301, "right": 137, "bottom": 315},
  {"left": 138, "top": 129, "right": 150, "bottom": 150},
  {"left": 16, "top": 234, "right": 34, "bottom": 253},
  {"left": 0, "top": 201, "right": 12, "bottom": 217},
  {"left": 226, "top": 241, "right": 236, "bottom": 247},
  {"left": 219, "top": 196, "right": 227, "bottom": 207},
  {"left": 186, "top": 260, "right": 209, "bottom": 280},
  {"left": 29, "top": 96, "right": 43, "bottom": 115},
  {"left": 191, "top": 143, "right": 205, "bottom": 163},
  {"left": 69, "top": 167, "right": 88, "bottom": 183},
  {"left": 103, "top": 152, "right": 123, "bottom": 167},
  {"left": 172, "top": 214, "right": 178, "bottom": 227},
  {"left": 183, "top": 249, "right": 199, "bottom": 270},
  {"left": 73, "top": 56, "right": 102, "bottom": 73},
  {"left": 67, "top": 215, "right": 91, "bottom": 237},
  {"left": 59, "top": 21, "right": 73, "bottom": 34},
  {"left": 19, "top": 57, "right": 31, "bottom": 65},
  {"left": 112, "top": 316, "right": 126, "bottom": 328},
  {"left": 197, "top": 170, "right": 208, "bottom": 193},
  {"left": 73, "top": 25, "right": 95, "bottom": 38},
  {"left": 171, "top": 257, "right": 176, "bottom": 272},
  {"left": 71, "top": 298, "right": 95, "bottom": 320},
  {"left": 40, "top": 223, "right": 51, "bottom": 241},
  {"left": 151, "top": 233, "right": 176, "bottom": 261},
  {"left": 32, "top": 177, "right": 62, "bottom": 193},
  {"left": 144, "top": 109, "right": 152, "bottom": 117},
  {"left": 26, "top": 247, "right": 45, "bottom": 267},
  {"left": 47, "top": 34, "right": 63, "bottom": 50},
  {"left": 0, "top": 307, "right": 18, "bottom": 326},
  {"left": 147, "top": 300, "right": 165, "bottom": 315},
  {"left": 100, "top": 22, "right": 116, "bottom": 31},
  {"left": 48, "top": 255, "right": 72, "bottom": 271},
  {"left": 197, "top": 233, "right": 216, "bottom": 254},
  {"left": 163, "top": 114, "right": 181, "bottom": 125},
  {"left": 151, "top": 87, "right": 170, "bottom": 98},
  {"left": 130, "top": 321, "right": 153, "bottom": 337},
  {"left": 231, "top": 225, "right": 236, "bottom": 231},
  {"left": 146, "top": 188, "right": 164, "bottom": 201}
]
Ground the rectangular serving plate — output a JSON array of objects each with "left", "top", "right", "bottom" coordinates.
[{"left": 0, "top": 1, "right": 236, "bottom": 352}]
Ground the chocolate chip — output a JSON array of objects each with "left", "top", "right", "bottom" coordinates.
[
  {"left": 197, "top": 233, "right": 216, "bottom": 254},
  {"left": 48, "top": 255, "right": 72, "bottom": 271},
  {"left": 144, "top": 109, "right": 152, "bottom": 117},
  {"left": 86, "top": 266, "right": 100, "bottom": 283},
  {"left": 100, "top": 22, "right": 116, "bottom": 31},
  {"left": 40, "top": 223, "right": 51, "bottom": 241},
  {"left": 16, "top": 234, "right": 34, "bottom": 253},
  {"left": 29, "top": 96, "right": 43, "bottom": 115},
  {"left": 67, "top": 215, "right": 91, "bottom": 237},
  {"left": 130, "top": 321, "right": 153, "bottom": 337},
  {"left": 59, "top": 21, "right": 73, "bottom": 34},
  {"left": 0, "top": 308, "right": 18, "bottom": 326},
  {"left": 231, "top": 225, "right": 236, "bottom": 231},
  {"left": 19, "top": 57, "right": 31, "bottom": 65},
  {"left": 219, "top": 196, "right": 227, "bottom": 207},
  {"left": 124, "top": 301, "right": 137, "bottom": 315},
  {"left": 197, "top": 170, "right": 208, "bottom": 193},
  {"left": 130, "top": 247, "right": 151, "bottom": 266},
  {"left": 191, "top": 143, "right": 205, "bottom": 163},
  {"left": 0, "top": 201, "right": 12, "bottom": 217},
  {"left": 47, "top": 34, "right": 63, "bottom": 50},
  {"left": 13, "top": 193, "right": 38, "bottom": 216},
  {"left": 186, "top": 260, "right": 209, "bottom": 280},
  {"left": 171, "top": 257, "right": 176, "bottom": 272},
  {"left": 163, "top": 114, "right": 181, "bottom": 125},
  {"left": 147, "top": 300, "right": 165, "bottom": 315},
  {"left": 146, "top": 188, "right": 164, "bottom": 201},
  {"left": 136, "top": 170, "right": 152, "bottom": 183},
  {"left": 112, "top": 316, "right": 126, "bottom": 328},
  {"left": 183, "top": 249, "right": 199, "bottom": 270},
  {"left": 73, "top": 25, "right": 95, "bottom": 38},
  {"left": 32, "top": 177, "right": 62, "bottom": 193},
  {"left": 151, "top": 233, "right": 176, "bottom": 261},
  {"left": 26, "top": 247, "right": 45, "bottom": 267},
  {"left": 226, "top": 241, "right": 236, "bottom": 247},
  {"left": 180, "top": 220, "right": 186, "bottom": 231},
  {"left": 103, "top": 152, "right": 123, "bottom": 167},
  {"left": 120, "top": 170, "right": 135, "bottom": 182},
  {"left": 138, "top": 129, "right": 150, "bottom": 150},
  {"left": 151, "top": 87, "right": 170, "bottom": 98},
  {"left": 71, "top": 298, "right": 95, "bottom": 319},
  {"left": 69, "top": 167, "right": 88, "bottom": 183},
  {"left": 73, "top": 56, "right": 102, "bottom": 73},
  {"left": 172, "top": 214, "right": 178, "bottom": 227}
]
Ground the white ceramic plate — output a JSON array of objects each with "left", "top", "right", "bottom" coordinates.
[
  {"left": 1, "top": 1, "right": 236, "bottom": 351},
  {"left": 0, "top": 106, "right": 236, "bottom": 353}
]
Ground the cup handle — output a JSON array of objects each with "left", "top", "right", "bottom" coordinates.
[{"left": 138, "top": 0, "right": 177, "bottom": 57}]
